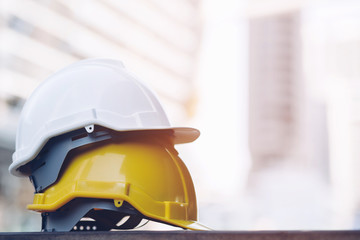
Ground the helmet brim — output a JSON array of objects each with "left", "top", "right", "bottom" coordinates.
[
  {"left": 166, "top": 220, "right": 211, "bottom": 231},
  {"left": 168, "top": 127, "right": 200, "bottom": 144}
]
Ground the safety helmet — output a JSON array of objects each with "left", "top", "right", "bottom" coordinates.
[
  {"left": 9, "top": 58, "right": 200, "bottom": 177},
  {"left": 9, "top": 59, "right": 207, "bottom": 231},
  {"left": 28, "top": 133, "right": 208, "bottom": 231}
]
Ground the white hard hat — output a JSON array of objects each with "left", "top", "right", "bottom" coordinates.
[{"left": 9, "top": 58, "right": 199, "bottom": 177}]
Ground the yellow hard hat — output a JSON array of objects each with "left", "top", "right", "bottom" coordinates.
[{"left": 28, "top": 134, "right": 208, "bottom": 231}]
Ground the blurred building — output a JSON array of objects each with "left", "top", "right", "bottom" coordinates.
[
  {"left": 245, "top": 4, "right": 332, "bottom": 229},
  {"left": 0, "top": 0, "right": 202, "bottom": 231},
  {"left": 246, "top": 0, "right": 360, "bottom": 230},
  {"left": 249, "top": 10, "right": 304, "bottom": 172}
]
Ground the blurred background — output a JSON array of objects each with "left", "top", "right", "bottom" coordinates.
[{"left": 0, "top": 0, "right": 360, "bottom": 232}]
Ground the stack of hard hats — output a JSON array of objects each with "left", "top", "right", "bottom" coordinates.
[{"left": 9, "top": 59, "right": 208, "bottom": 231}]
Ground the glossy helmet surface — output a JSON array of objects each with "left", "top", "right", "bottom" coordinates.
[
  {"left": 10, "top": 59, "right": 199, "bottom": 177},
  {"left": 29, "top": 135, "right": 208, "bottom": 231}
]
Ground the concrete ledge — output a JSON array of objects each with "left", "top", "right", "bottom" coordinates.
[{"left": 0, "top": 231, "right": 360, "bottom": 240}]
